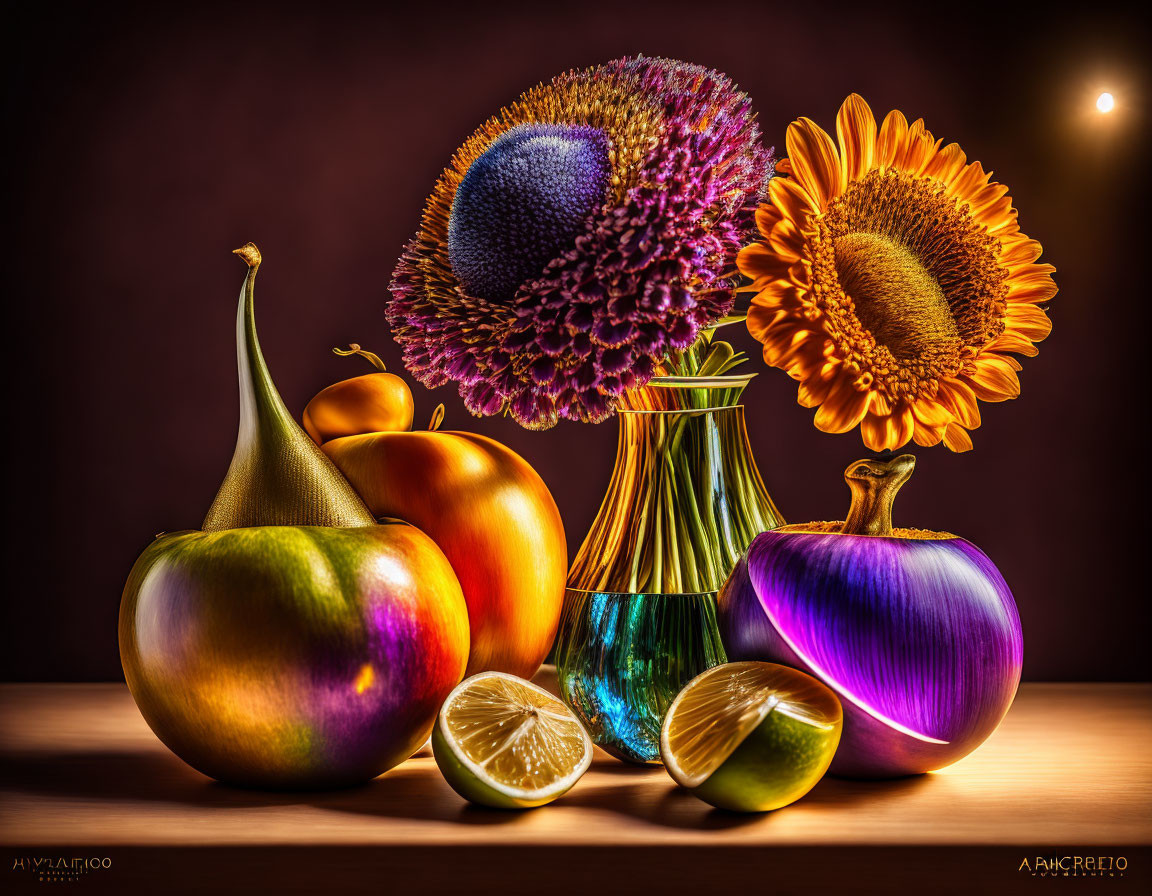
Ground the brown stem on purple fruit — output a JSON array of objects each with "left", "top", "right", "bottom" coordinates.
[{"left": 840, "top": 454, "right": 916, "bottom": 537}]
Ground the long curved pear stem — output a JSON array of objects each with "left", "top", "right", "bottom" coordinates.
[
  {"left": 840, "top": 454, "right": 916, "bottom": 536},
  {"left": 333, "top": 343, "right": 387, "bottom": 372},
  {"left": 232, "top": 244, "right": 289, "bottom": 450},
  {"left": 202, "top": 244, "right": 375, "bottom": 531}
]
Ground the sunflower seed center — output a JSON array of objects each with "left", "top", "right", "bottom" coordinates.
[
  {"left": 812, "top": 169, "right": 1009, "bottom": 400},
  {"left": 833, "top": 232, "right": 960, "bottom": 363}
]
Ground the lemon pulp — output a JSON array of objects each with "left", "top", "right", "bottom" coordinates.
[
  {"left": 661, "top": 661, "right": 842, "bottom": 789},
  {"left": 437, "top": 672, "right": 592, "bottom": 804}
]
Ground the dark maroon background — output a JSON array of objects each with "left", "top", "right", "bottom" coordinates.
[{"left": 3, "top": 0, "right": 1148, "bottom": 681}]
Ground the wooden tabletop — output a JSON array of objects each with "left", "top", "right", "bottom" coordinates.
[{"left": 2, "top": 678, "right": 1150, "bottom": 893}]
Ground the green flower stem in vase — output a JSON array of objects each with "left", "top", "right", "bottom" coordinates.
[{"left": 555, "top": 372, "right": 783, "bottom": 763}]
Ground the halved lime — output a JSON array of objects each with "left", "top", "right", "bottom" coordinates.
[
  {"left": 660, "top": 661, "right": 842, "bottom": 812},
  {"left": 432, "top": 672, "right": 593, "bottom": 809}
]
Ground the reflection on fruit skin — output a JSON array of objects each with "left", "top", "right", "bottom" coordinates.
[
  {"left": 324, "top": 430, "right": 567, "bottom": 680},
  {"left": 119, "top": 521, "right": 469, "bottom": 789}
]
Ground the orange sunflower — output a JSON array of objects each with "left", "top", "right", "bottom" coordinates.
[{"left": 739, "top": 94, "right": 1055, "bottom": 452}]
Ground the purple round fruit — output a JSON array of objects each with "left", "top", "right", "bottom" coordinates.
[{"left": 718, "top": 455, "right": 1022, "bottom": 778}]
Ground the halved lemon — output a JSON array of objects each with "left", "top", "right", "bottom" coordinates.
[
  {"left": 660, "top": 661, "right": 842, "bottom": 812},
  {"left": 432, "top": 672, "right": 593, "bottom": 809}
]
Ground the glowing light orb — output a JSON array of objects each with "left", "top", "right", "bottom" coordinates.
[{"left": 1096, "top": 92, "right": 1115, "bottom": 113}]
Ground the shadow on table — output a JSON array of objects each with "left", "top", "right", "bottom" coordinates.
[
  {"left": 584, "top": 753, "right": 667, "bottom": 776},
  {"left": 805, "top": 772, "right": 934, "bottom": 807},
  {"left": 0, "top": 747, "right": 934, "bottom": 830},
  {"left": 538, "top": 766, "right": 935, "bottom": 832},
  {"left": 0, "top": 748, "right": 519, "bottom": 826}
]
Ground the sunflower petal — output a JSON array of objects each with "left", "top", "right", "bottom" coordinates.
[
  {"left": 1005, "top": 303, "right": 1054, "bottom": 341},
  {"left": 898, "top": 118, "right": 939, "bottom": 175},
  {"left": 778, "top": 330, "right": 825, "bottom": 373},
  {"left": 767, "top": 217, "right": 806, "bottom": 260},
  {"left": 1010, "top": 261, "right": 1058, "bottom": 279},
  {"left": 985, "top": 331, "right": 1040, "bottom": 357},
  {"left": 753, "top": 315, "right": 811, "bottom": 366},
  {"left": 924, "top": 142, "right": 968, "bottom": 186},
  {"left": 868, "top": 390, "right": 892, "bottom": 417},
  {"left": 1005, "top": 264, "right": 1058, "bottom": 304},
  {"left": 876, "top": 109, "right": 909, "bottom": 169},
  {"left": 796, "top": 363, "right": 838, "bottom": 408},
  {"left": 758, "top": 331, "right": 798, "bottom": 367},
  {"left": 861, "top": 407, "right": 915, "bottom": 452},
  {"left": 911, "top": 398, "right": 953, "bottom": 428},
  {"left": 813, "top": 379, "right": 871, "bottom": 434},
  {"left": 950, "top": 159, "right": 992, "bottom": 204},
  {"left": 860, "top": 413, "right": 889, "bottom": 452},
  {"left": 748, "top": 278, "right": 799, "bottom": 314},
  {"left": 985, "top": 206, "right": 1020, "bottom": 236},
  {"left": 969, "top": 182, "right": 1014, "bottom": 229},
  {"left": 836, "top": 94, "right": 877, "bottom": 183},
  {"left": 1005, "top": 282, "right": 1057, "bottom": 305},
  {"left": 769, "top": 176, "right": 818, "bottom": 228},
  {"left": 938, "top": 379, "right": 982, "bottom": 429},
  {"left": 966, "top": 355, "right": 1021, "bottom": 401},
  {"left": 786, "top": 116, "right": 843, "bottom": 209},
  {"left": 754, "top": 205, "right": 783, "bottom": 237},
  {"left": 737, "top": 243, "right": 794, "bottom": 286},
  {"left": 747, "top": 303, "right": 785, "bottom": 341},
  {"left": 895, "top": 406, "right": 916, "bottom": 447},
  {"left": 943, "top": 424, "right": 974, "bottom": 452},
  {"left": 913, "top": 419, "right": 946, "bottom": 447},
  {"left": 999, "top": 236, "right": 1044, "bottom": 266}
]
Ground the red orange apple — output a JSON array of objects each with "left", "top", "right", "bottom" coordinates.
[{"left": 322, "top": 427, "right": 566, "bottom": 679}]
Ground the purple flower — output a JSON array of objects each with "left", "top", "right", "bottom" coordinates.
[{"left": 388, "top": 56, "right": 773, "bottom": 429}]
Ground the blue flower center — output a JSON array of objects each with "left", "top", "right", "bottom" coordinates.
[{"left": 448, "top": 124, "right": 611, "bottom": 302}]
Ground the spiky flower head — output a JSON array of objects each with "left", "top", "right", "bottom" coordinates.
[{"left": 388, "top": 56, "right": 772, "bottom": 429}]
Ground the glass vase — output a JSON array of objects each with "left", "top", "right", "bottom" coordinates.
[{"left": 554, "top": 375, "right": 783, "bottom": 763}]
